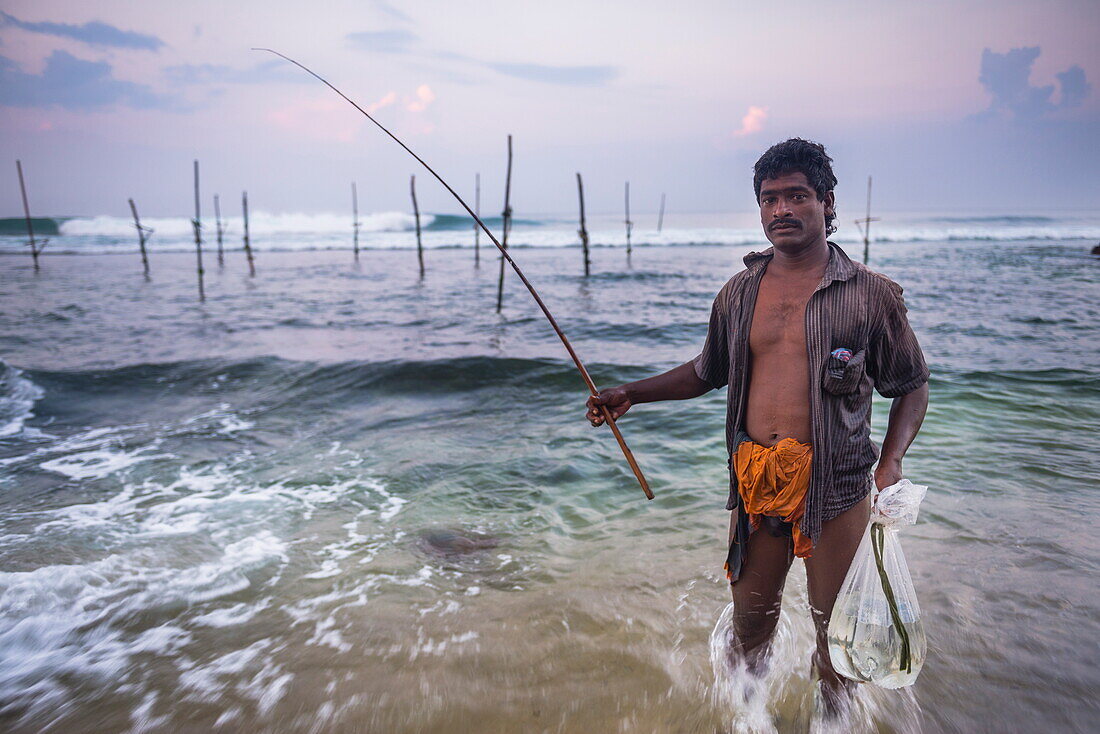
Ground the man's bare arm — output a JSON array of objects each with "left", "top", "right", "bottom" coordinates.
[
  {"left": 585, "top": 360, "right": 713, "bottom": 427},
  {"left": 874, "top": 382, "right": 929, "bottom": 489}
]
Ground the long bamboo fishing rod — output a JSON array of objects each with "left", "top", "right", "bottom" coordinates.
[
  {"left": 254, "top": 48, "right": 652, "bottom": 500},
  {"left": 473, "top": 172, "right": 480, "bottom": 266}
]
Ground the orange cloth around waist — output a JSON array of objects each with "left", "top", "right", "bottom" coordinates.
[{"left": 733, "top": 437, "right": 814, "bottom": 558}]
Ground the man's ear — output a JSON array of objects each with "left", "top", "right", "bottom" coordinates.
[{"left": 824, "top": 190, "right": 835, "bottom": 218}]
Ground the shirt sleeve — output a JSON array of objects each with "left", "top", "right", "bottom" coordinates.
[
  {"left": 693, "top": 290, "right": 730, "bottom": 390},
  {"left": 865, "top": 280, "right": 929, "bottom": 398}
]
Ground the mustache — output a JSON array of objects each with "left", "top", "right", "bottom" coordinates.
[{"left": 769, "top": 218, "right": 801, "bottom": 231}]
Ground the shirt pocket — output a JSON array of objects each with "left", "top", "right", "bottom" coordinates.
[{"left": 822, "top": 348, "right": 867, "bottom": 395}]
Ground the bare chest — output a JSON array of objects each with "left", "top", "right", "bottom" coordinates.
[{"left": 748, "top": 274, "right": 819, "bottom": 355}]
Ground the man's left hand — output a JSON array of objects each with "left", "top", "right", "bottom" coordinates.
[{"left": 874, "top": 457, "right": 903, "bottom": 490}]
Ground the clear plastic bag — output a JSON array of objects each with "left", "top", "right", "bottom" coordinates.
[{"left": 827, "top": 479, "right": 928, "bottom": 689}]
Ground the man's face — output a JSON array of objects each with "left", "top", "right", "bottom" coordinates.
[{"left": 758, "top": 171, "right": 834, "bottom": 251}]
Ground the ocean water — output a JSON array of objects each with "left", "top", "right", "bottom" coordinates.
[{"left": 1, "top": 213, "right": 1099, "bottom": 733}]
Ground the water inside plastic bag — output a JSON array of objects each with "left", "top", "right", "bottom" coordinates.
[{"left": 827, "top": 521, "right": 926, "bottom": 689}]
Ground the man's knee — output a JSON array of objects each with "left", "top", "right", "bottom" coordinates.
[
  {"left": 730, "top": 594, "right": 783, "bottom": 651},
  {"left": 737, "top": 620, "right": 780, "bottom": 653}
]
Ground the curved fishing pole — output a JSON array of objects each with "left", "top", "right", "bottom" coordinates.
[{"left": 254, "top": 48, "right": 652, "bottom": 500}]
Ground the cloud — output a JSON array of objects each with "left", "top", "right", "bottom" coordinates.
[
  {"left": 0, "top": 11, "right": 163, "bottom": 51},
  {"left": 0, "top": 50, "right": 173, "bottom": 110},
  {"left": 368, "top": 90, "right": 396, "bottom": 113},
  {"left": 979, "top": 46, "right": 1090, "bottom": 119},
  {"left": 405, "top": 85, "right": 434, "bottom": 112},
  {"left": 733, "top": 106, "right": 767, "bottom": 136},
  {"left": 164, "top": 60, "right": 308, "bottom": 85},
  {"left": 485, "top": 62, "right": 617, "bottom": 86},
  {"left": 1055, "top": 65, "right": 1090, "bottom": 108},
  {"left": 375, "top": 1, "right": 413, "bottom": 24},
  {"left": 345, "top": 29, "right": 617, "bottom": 87},
  {"left": 346, "top": 29, "right": 419, "bottom": 54},
  {"left": 268, "top": 95, "right": 363, "bottom": 142}
]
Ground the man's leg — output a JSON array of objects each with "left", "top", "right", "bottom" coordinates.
[
  {"left": 728, "top": 514, "right": 795, "bottom": 672},
  {"left": 804, "top": 494, "right": 871, "bottom": 712}
]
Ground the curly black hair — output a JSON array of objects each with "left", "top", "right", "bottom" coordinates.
[{"left": 753, "top": 138, "right": 838, "bottom": 235}]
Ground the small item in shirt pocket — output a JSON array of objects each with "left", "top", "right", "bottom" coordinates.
[{"left": 824, "top": 347, "right": 866, "bottom": 395}]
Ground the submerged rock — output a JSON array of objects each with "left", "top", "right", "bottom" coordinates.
[{"left": 417, "top": 528, "right": 499, "bottom": 557}]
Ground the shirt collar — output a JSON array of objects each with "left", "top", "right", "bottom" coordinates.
[{"left": 743, "top": 241, "right": 859, "bottom": 285}]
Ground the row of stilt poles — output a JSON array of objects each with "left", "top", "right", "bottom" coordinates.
[
  {"left": 121, "top": 160, "right": 254, "bottom": 297},
  {"left": 12, "top": 158, "right": 879, "bottom": 307}
]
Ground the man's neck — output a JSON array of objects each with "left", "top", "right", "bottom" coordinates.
[{"left": 769, "top": 238, "right": 830, "bottom": 276}]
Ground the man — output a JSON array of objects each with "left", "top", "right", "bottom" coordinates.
[{"left": 585, "top": 138, "right": 929, "bottom": 710}]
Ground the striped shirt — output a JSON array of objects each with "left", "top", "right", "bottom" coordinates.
[{"left": 692, "top": 242, "right": 929, "bottom": 544}]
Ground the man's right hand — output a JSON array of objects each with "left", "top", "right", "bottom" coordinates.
[
  {"left": 586, "top": 387, "right": 632, "bottom": 427},
  {"left": 583, "top": 360, "right": 712, "bottom": 427}
]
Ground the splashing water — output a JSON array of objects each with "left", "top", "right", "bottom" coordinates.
[{"left": 708, "top": 566, "right": 923, "bottom": 733}]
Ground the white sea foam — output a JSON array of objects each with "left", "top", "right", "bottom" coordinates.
[
  {"left": 0, "top": 427, "right": 421, "bottom": 726},
  {"left": 408, "top": 627, "right": 480, "bottom": 659},
  {"left": 0, "top": 361, "right": 45, "bottom": 439},
  {"left": 417, "top": 599, "right": 463, "bottom": 617},
  {"left": 219, "top": 415, "right": 255, "bottom": 433},
  {"left": 3, "top": 424, "right": 148, "bottom": 469},
  {"left": 178, "top": 636, "right": 294, "bottom": 716},
  {"left": 7, "top": 211, "right": 1095, "bottom": 255},
  {"left": 58, "top": 210, "right": 426, "bottom": 237},
  {"left": 182, "top": 404, "right": 255, "bottom": 435},
  {"left": 129, "top": 689, "right": 171, "bottom": 733},
  {"left": 192, "top": 601, "right": 269, "bottom": 628},
  {"left": 0, "top": 528, "right": 291, "bottom": 723},
  {"left": 39, "top": 443, "right": 169, "bottom": 479},
  {"left": 374, "top": 481, "right": 408, "bottom": 521}
]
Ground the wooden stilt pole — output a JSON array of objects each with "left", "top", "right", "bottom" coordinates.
[
  {"left": 576, "top": 172, "right": 591, "bottom": 277},
  {"left": 128, "top": 198, "right": 151, "bottom": 278},
  {"left": 474, "top": 172, "right": 480, "bottom": 267},
  {"left": 352, "top": 181, "right": 361, "bottom": 261},
  {"left": 214, "top": 194, "right": 225, "bottom": 267},
  {"left": 15, "top": 161, "right": 40, "bottom": 272},
  {"left": 853, "top": 175, "right": 878, "bottom": 266},
  {"left": 863, "top": 176, "right": 872, "bottom": 265},
  {"left": 411, "top": 175, "right": 424, "bottom": 278},
  {"left": 192, "top": 160, "right": 205, "bottom": 301},
  {"left": 657, "top": 192, "right": 666, "bottom": 233},
  {"left": 242, "top": 190, "right": 255, "bottom": 276},
  {"left": 624, "top": 181, "right": 633, "bottom": 255},
  {"left": 495, "top": 135, "right": 513, "bottom": 313}
]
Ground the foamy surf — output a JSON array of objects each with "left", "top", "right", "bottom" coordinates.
[
  {"left": 2, "top": 210, "right": 1096, "bottom": 255},
  {"left": 0, "top": 362, "right": 44, "bottom": 440},
  {"left": 55, "top": 210, "right": 426, "bottom": 237},
  {"left": 0, "top": 421, "right": 432, "bottom": 730}
]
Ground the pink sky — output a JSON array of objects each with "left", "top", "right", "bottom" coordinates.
[{"left": 0, "top": 0, "right": 1096, "bottom": 216}]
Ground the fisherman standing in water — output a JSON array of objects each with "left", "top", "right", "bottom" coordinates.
[{"left": 585, "top": 138, "right": 929, "bottom": 712}]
